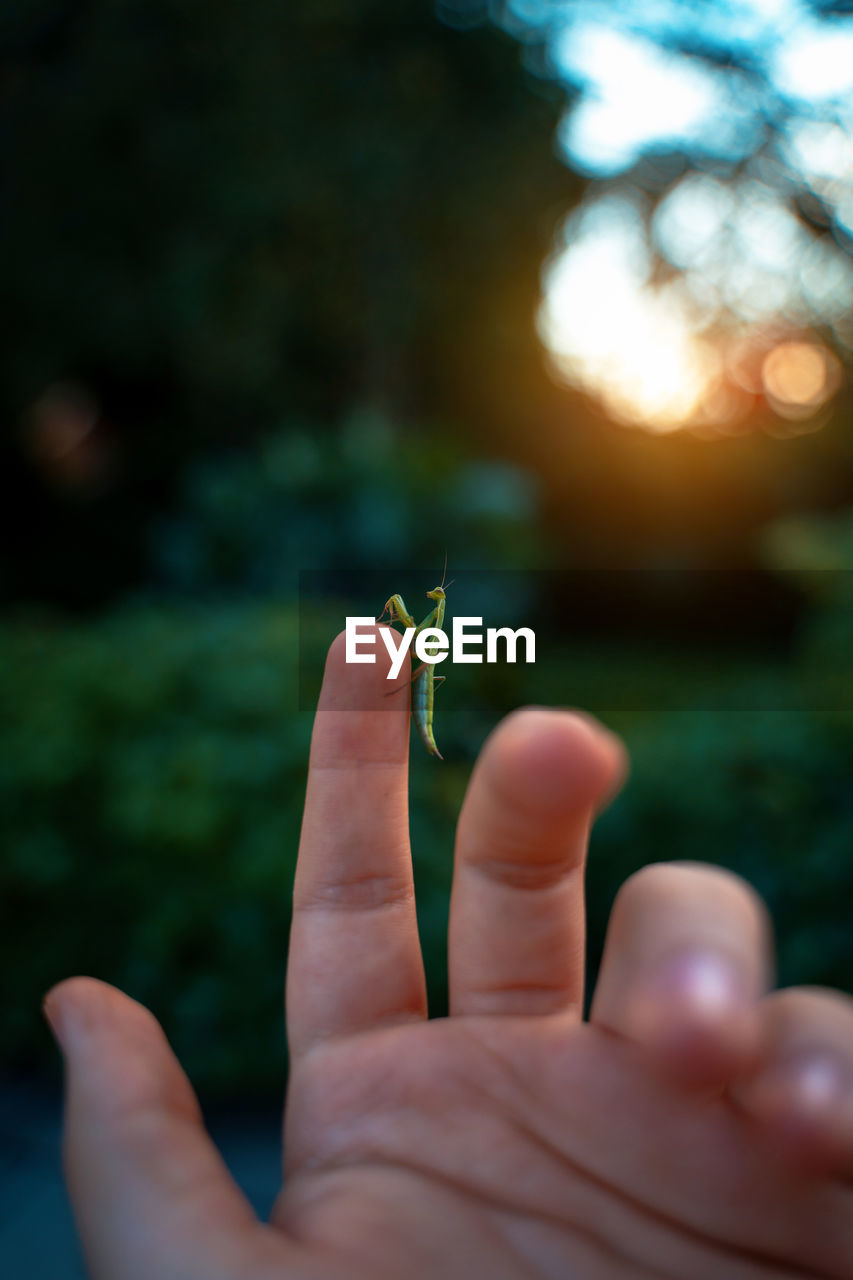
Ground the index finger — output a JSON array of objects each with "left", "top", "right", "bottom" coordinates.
[{"left": 285, "top": 627, "right": 427, "bottom": 1064}]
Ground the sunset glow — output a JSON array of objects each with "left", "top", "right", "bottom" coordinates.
[
  {"left": 539, "top": 200, "right": 720, "bottom": 431},
  {"left": 539, "top": 194, "right": 845, "bottom": 434},
  {"left": 761, "top": 342, "right": 839, "bottom": 417},
  {"left": 522, "top": 0, "right": 853, "bottom": 433}
]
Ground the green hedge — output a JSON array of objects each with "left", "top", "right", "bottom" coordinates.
[{"left": 1, "top": 605, "right": 307, "bottom": 1094}]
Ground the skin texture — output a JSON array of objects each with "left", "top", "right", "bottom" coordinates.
[{"left": 44, "top": 626, "right": 853, "bottom": 1280}]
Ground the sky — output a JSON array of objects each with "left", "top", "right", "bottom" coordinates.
[{"left": 492, "top": 0, "right": 853, "bottom": 431}]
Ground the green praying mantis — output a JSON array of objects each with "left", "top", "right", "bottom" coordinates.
[{"left": 379, "top": 564, "right": 452, "bottom": 760}]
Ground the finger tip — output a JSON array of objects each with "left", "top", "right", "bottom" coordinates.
[
  {"left": 623, "top": 949, "right": 764, "bottom": 1091},
  {"left": 734, "top": 1051, "right": 853, "bottom": 1176},
  {"left": 43, "top": 974, "right": 104, "bottom": 1019},
  {"left": 42, "top": 977, "right": 112, "bottom": 1054},
  {"left": 323, "top": 625, "right": 408, "bottom": 711},
  {"left": 488, "top": 707, "right": 626, "bottom": 816},
  {"left": 42, "top": 977, "right": 161, "bottom": 1059}
]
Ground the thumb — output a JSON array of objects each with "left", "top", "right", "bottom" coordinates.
[{"left": 44, "top": 977, "right": 277, "bottom": 1280}]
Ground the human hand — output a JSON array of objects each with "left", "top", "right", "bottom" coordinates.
[{"left": 45, "top": 628, "right": 853, "bottom": 1278}]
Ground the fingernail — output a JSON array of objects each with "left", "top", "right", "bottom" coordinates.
[
  {"left": 780, "top": 1051, "right": 848, "bottom": 1115},
  {"left": 647, "top": 949, "right": 747, "bottom": 1015}
]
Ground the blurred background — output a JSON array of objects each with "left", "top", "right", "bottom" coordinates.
[{"left": 2, "top": 1, "right": 853, "bottom": 1270}]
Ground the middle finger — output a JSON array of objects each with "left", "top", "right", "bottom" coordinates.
[{"left": 448, "top": 708, "right": 626, "bottom": 1018}]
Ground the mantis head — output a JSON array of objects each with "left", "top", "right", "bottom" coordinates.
[{"left": 427, "top": 556, "right": 453, "bottom": 602}]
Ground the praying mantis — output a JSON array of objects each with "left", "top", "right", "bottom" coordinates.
[{"left": 379, "top": 566, "right": 452, "bottom": 760}]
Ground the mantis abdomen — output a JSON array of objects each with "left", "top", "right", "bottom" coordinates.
[{"left": 413, "top": 664, "right": 444, "bottom": 760}]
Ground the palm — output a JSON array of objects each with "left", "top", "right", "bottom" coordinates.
[{"left": 279, "top": 1016, "right": 844, "bottom": 1279}]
